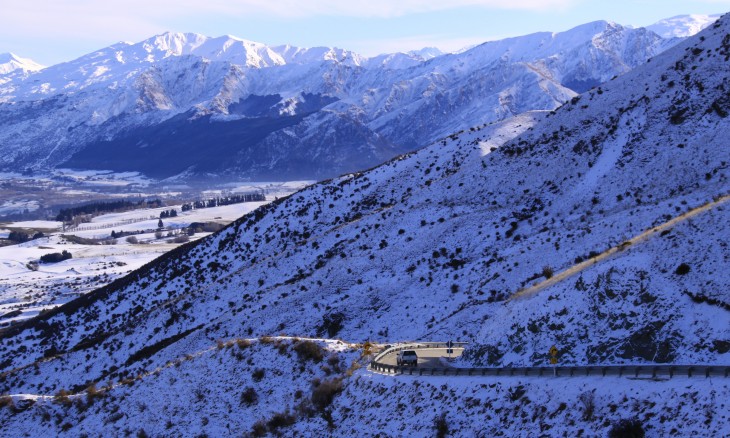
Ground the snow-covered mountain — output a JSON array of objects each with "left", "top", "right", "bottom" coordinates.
[
  {"left": 0, "top": 13, "right": 728, "bottom": 436},
  {"left": 647, "top": 13, "right": 721, "bottom": 38},
  {"left": 0, "top": 53, "right": 44, "bottom": 75},
  {"left": 0, "top": 19, "right": 685, "bottom": 180}
]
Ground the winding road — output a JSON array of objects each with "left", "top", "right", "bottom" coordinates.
[{"left": 370, "top": 343, "right": 730, "bottom": 379}]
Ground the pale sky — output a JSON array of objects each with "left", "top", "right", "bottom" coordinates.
[{"left": 1, "top": 0, "right": 729, "bottom": 66}]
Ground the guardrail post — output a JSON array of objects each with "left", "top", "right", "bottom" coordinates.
[
  {"left": 688, "top": 367, "right": 693, "bottom": 378},
  {"left": 705, "top": 367, "right": 711, "bottom": 378},
  {"left": 635, "top": 367, "right": 639, "bottom": 378},
  {"left": 725, "top": 367, "right": 729, "bottom": 378},
  {"left": 652, "top": 367, "right": 657, "bottom": 378},
  {"left": 602, "top": 367, "right": 607, "bottom": 377},
  {"left": 669, "top": 367, "right": 674, "bottom": 378},
  {"left": 569, "top": 367, "right": 575, "bottom": 377},
  {"left": 509, "top": 368, "right": 515, "bottom": 376},
  {"left": 586, "top": 367, "right": 591, "bottom": 377},
  {"left": 618, "top": 366, "right": 624, "bottom": 377}
]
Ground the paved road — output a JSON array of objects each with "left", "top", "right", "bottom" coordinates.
[
  {"left": 371, "top": 344, "right": 730, "bottom": 379},
  {"left": 378, "top": 347, "right": 464, "bottom": 368}
]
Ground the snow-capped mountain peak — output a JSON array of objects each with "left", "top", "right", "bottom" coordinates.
[
  {"left": 407, "top": 47, "right": 443, "bottom": 59},
  {"left": 646, "top": 13, "right": 722, "bottom": 38},
  {"left": 0, "top": 52, "right": 44, "bottom": 74},
  {"left": 0, "top": 14, "right": 713, "bottom": 180}
]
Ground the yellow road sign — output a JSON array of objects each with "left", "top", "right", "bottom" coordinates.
[
  {"left": 549, "top": 345, "right": 558, "bottom": 356},
  {"left": 550, "top": 357, "right": 558, "bottom": 365}
]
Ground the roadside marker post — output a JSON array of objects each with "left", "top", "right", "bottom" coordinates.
[
  {"left": 549, "top": 345, "right": 558, "bottom": 377},
  {"left": 447, "top": 340, "right": 454, "bottom": 358}
]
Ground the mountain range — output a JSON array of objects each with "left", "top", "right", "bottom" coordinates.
[
  {"left": 0, "top": 12, "right": 728, "bottom": 436},
  {"left": 0, "top": 14, "right": 717, "bottom": 181}
]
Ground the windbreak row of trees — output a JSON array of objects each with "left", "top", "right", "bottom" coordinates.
[{"left": 180, "top": 193, "right": 265, "bottom": 212}]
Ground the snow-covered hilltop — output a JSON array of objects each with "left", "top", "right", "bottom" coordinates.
[
  {"left": 0, "top": 53, "right": 44, "bottom": 75},
  {"left": 0, "top": 12, "right": 728, "bottom": 436},
  {"left": 647, "top": 13, "right": 721, "bottom": 38},
  {"left": 0, "top": 17, "right": 701, "bottom": 181}
]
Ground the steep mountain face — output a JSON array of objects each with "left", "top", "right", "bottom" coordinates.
[
  {"left": 0, "top": 20, "right": 676, "bottom": 180},
  {"left": 0, "top": 13, "right": 729, "bottom": 435}
]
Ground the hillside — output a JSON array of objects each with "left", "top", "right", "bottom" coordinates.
[
  {"left": 1, "top": 12, "right": 729, "bottom": 437},
  {"left": 0, "top": 21, "right": 673, "bottom": 180}
]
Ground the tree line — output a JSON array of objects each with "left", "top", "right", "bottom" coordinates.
[{"left": 180, "top": 193, "right": 265, "bottom": 212}]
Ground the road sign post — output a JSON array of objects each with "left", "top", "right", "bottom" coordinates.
[
  {"left": 447, "top": 340, "right": 454, "bottom": 359},
  {"left": 549, "top": 345, "right": 558, "bottom": 377}
]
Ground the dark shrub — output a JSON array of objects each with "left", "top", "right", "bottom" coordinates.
[
  {"left": 251, "top": 421, "right": 267, "bottom": 437},
  {"left": 240, "top": 387, "right": 258, "bottom": 406},
  {"left": 8, "top": 231, "right": 31, "bottom": 243},
  {"left": 317, "top": 312, "right": 345, "bottom": 338},
  {"left": 579, "top": 391, "right": 594, "bottom": 421},
  {"left": 0, "top": 395, "right": 14, "bottom": 411},
  {"left": 675, "top": 263, "right": 690, "bottom": 275},
  {"left": 293, "top": 341, "right": 324, "bottom": 363},
  {"left": 434, "top": 413, "right": 449, "bottom": 438},
  {"left": 267, "top": 411, "right": 297, "bottom": 431},
  {"left": 311, "top": 378, "right": 343, "bottom": 410},
  {"left": 252, "top": 368, "right": 265, "bottom": 382},
  {"left": 608, "top": 418, "right": 645, "bottom": 438},
  {"left": 53, "top": 389, "right": 72, "bottom": 406},
  {"left": 236, "top": 339, "right": 251, "bottom": 349},
  {"left": 172, "top": 235, "right": 189, "bottom": 244},
  {"left": 40, "top": 250, "right": 72, "bottom": 264}
]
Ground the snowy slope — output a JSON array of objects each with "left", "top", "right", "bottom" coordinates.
[
  {"left": 0, "top": 19, "right": 679, "bottom": 180},
  {"left": 1, "top": 14, "right": 729, "bottom": 436},
  {"left": 647, "top": 14, "right": 722, "bottom": 38},
  {"left": 0, "top": 53, "right": 44, "bottom": 75}
]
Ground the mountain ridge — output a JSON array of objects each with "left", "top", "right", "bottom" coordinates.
[{"left": 0, "top": 16, "right": 697, "bottom": 181}]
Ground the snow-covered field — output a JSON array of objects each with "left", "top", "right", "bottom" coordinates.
[{"left": 0, "top": 181, "right": 309, "bottom": 324}]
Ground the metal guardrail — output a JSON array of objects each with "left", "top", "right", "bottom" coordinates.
[{"left": 370, "top": 343, "right": 730, "bottom": 379}]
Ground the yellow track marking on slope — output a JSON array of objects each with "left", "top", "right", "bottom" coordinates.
[{"left": 509, "top": 193, "right": 730, "bottom": 301}]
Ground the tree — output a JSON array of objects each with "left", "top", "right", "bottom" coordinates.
[
  {"left": 158, "top": 219, "right": 164, "bottom": 229},
  {"left": 40, "top": 250, "right": 72, "bottom": 264}
]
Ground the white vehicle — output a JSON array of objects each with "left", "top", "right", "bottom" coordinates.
[{"left": 396, "top": 350, "right": 418, "bottom": 367}]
